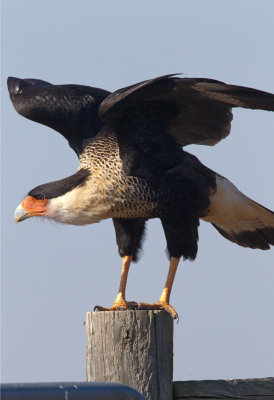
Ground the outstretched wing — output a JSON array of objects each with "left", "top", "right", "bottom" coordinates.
[
  {"left": 99, "top": 74, "right": 274, "bottom": 147},
  {"left": 8, "top": 77, "right": 110, "bottom": 155}
]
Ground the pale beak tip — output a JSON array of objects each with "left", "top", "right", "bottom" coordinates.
[{"left": 14, "top": 203, "right": 29, "bottom": 223}]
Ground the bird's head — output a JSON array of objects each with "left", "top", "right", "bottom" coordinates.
[
  {"left": 13, "top": 169, "right": 100, "bottom": 226},
  {"left": 14, "top": 195, "right": 49, "bottom": 223}
]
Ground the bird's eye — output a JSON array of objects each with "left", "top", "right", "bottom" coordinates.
[{"left": 36, "top": 195, "right": 45, "bottom": 201}]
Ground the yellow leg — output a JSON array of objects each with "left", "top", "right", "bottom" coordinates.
[
  {"left": 158, "top": 256, "right": 180, "bottom": 305},
  {"left": 138, "top": 257, "right": 180, "bottom": 319},
  {"left": 94, "top": 256, "right": 137, "bottom": 311}
]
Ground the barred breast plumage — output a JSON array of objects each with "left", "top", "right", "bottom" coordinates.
[{"left": 79, "top": 132, "right": 162, "bottom": 220}]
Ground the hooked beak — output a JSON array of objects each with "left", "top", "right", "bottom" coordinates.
[{"left": 14, "top": 203, "right": 30, "bottom": 223}]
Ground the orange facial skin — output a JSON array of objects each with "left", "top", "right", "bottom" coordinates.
[{"left": 22, "top": 196, "right": 48, "bottom": 216}]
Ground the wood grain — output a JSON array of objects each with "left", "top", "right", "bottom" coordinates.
[{"left": 86, "top": 310, "right": 174, "bottom": 400}]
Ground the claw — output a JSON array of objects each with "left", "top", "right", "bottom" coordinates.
[
  {"left": 94, "top": 305, "right": 103, "bottom": 311},
  {"left": 93, "top": 300, "right": 138, "bottom": 312},
  {"left": 128, "top": 304, "right": 138, "bottom": 310},
  {"left": 138, "top": 302, "right": 178, "bottom": 319}
]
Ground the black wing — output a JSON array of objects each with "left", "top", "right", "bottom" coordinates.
[
  {"left": 7, "top": 77, "right": 110, "bottom": 155},
  {"left": 99, "top": 74, "right": 274, "bottom": 147}
]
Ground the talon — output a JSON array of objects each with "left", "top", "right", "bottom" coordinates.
[
  {"left": 93, "top": 300, "right": 138, "bottom": 312},
  {"left": 161, "top": 304, "right": 178, "bottom": 320},
  {"left": 138, "top": 302, "right": 178, "bottom": 319},
  {"left": 128, "top": 304, "right": 138, "bottom": 310}
]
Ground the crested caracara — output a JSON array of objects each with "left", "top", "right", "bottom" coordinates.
[{"left": 9, "top": 74, "right": 274, "bottom": 318}]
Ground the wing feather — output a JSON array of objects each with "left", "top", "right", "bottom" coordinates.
[
  {"left": 7, "top": 77, "right": 110, "bottom": 155},
  {"left": 99, "top": 75, "right": 274, "bottom": 147}
]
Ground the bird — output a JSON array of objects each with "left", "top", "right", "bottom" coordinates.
[{"left": 8, "top": 74, "right": 274, "bottom": 319}]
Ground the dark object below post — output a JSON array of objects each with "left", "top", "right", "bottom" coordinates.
[
  {"left": 86, "top": 310, "right": 174, "bottom": 400},
  {"left": 0, "top": 382, "right": 146, "bottom": 400}
]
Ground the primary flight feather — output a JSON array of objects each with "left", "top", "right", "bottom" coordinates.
[{"left": 9, "top": 74, "right": 274, "bottom": 318}]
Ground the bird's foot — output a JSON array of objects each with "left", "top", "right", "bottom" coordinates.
[
  {"left": 94, "top": 300, "right": 138, "bottom": 312},
  {"left": 137, "top": 302, "right": 178, "bottom": 319}
]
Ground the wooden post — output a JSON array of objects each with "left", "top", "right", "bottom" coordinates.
[{"left": 86, "top": 310, "right": 174, "bottom": 400}]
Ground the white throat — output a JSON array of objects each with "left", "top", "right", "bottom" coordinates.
[{"left": 47, "top": 184, "right": 114, "bottom": 225}]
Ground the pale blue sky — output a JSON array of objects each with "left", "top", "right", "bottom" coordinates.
[{"left": 2, "top": 0, "right": 274, "bottom": 383}]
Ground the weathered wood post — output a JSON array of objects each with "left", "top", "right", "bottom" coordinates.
[{"left": 86, "top": 310, "right": 174, "bottom": 400}]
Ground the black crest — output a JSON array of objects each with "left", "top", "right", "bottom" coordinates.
[{"left": 28, "top": 169, "right": 90, "bottom": 199}]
